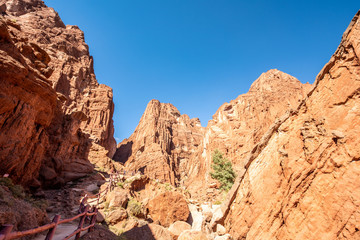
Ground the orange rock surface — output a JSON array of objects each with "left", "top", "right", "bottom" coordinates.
[
  {"left": 147, "top": 191, "right": 190, "bottom": 227},
  {"left": 114, "top": 99, "right": 204, "bottom": 185},
  {"left": 223, "top": 10, "right": 360, "bottom": 240},
  {"left": 186, "top": 69, "right": 311, "bottom": 199},
  {"left": 115, "top": 71, "right": 310, "bottom": 194},
  {"left": 0, "top": 0, "right": 116, "bottom": 187}
]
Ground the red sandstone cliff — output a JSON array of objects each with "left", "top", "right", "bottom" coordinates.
[
  {"left": 113, "top": 99, "right": 204, "bottom": 185},
  {"left": 220, "top": 10, "right": 360, "bottom": 239},
  {"left": 0, "top": 0, "right": 116, "bottom": 187},
  {"left": 181, "top": 70, "right": 311, "bottom": 199},
  {"left": 115, "top": 70, "right": 311, "bottom": 197}
]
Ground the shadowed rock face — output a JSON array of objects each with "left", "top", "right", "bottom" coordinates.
[
  {"left": 223, "top": 10, "right": 360, "bottom": 239},
  {"left": 0, "top": 0, "right": 116, "bottom": 187}
]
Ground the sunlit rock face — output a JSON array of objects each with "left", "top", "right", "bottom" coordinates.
[
  {"left": 115, "top": 69, "right": 311, "bottom": 200},
  {"left": 223, "top": 10, "right": 360, "bottom": 240},
  {"left": 0, "top": 0, "right": 116, "bottom": 187},
  {"left": 183, "top": 69, "right": 311, "bottom": 200},
  {"left": 114, "top": 99, "right": 205, "bottom": 185},
  {"left": 203, "top": 69, "right": 311, "bottom": 172}
]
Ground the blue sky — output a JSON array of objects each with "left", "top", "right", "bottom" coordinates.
[{"left": 43, "top": 0, "right": 359, "bottom": 143}]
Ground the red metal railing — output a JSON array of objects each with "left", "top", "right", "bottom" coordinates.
[
  {"left": 0, "top": 170, "right": 137, "bottom": 240},
  {"left": 0, "top": 205, "right": 97, "bottom": 240}
]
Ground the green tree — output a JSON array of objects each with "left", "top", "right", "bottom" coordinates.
[{"left": 210, "top": 150, "right": 236, "bottom": 191}]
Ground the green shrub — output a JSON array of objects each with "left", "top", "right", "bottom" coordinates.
[
  {"left": 164, "top": 183, "right": 172, "bottom": 191},
  {"left": 104, "top": 201, "right": 110, "bottom": 210},
  {"left": 109, "top": 225, "right": 124, "bottom": 236},
  {"left": 0, "top": 177, "right": 25, "bottom": 199},
  {"left": 210, "top": 150, "right": 236, "bottom": 192},
  {"left": 27, "top": 198, "right": 49, "bottom": 210},
  {"left": 127, "top": 199, "right": 142, "bottom": 217},
  {"left": 117, "top": 181, "right": 124, "bottom": 189}
]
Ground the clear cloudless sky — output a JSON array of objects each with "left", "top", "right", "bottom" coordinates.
[{"left": 43, "top": 0, "right": 359, "bottom": 143}]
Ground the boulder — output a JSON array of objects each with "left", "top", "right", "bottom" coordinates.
[
  {"left": 178, "top": 230, "right": 208, "bottom": 240},
  {"left": 96, "top": 210, "right": 105, "bottom": 223},
  {"left": 147, "top": 191, "right": 189, "bottom": 227},
  {"left": 122, "top": 223, "right": 172, "bottom": 240},
  {"left": 216, "top": 224, "right": 226, "bottom": 236},
  {"left": 106, "top": 209, "right": 127, "bottom": 224},
  {"left": 129, "top": 175, "right": 149, "bottom": 191},
  {"left": 168, "top": 221, "right": 192, "bottom": 239},
  {"left": 214, "top": 234, "right": 233, "bottom": 240},
  {"left": 107, "top": 188, "right": 129, "bottom": 208}
]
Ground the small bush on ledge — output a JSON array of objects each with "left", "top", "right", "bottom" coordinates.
[{"left": 210, "top": 149, "right": 236, "bottom": 191}]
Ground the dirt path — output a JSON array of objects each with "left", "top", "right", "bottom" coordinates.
[
  {"left": 33, "top": 173, "right": 106, "bottom": 240},
  {"left": 33, "top": 222, "right": 85, "bottom": 240}
]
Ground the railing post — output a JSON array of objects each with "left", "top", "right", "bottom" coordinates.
[
  {"left": 110, "top": 177, "right": 113, "bottom": 191},
  {"left": 88, "top": 207, "right": 98, "bottom": 233},
  {"left": 75, "top": 205, "right": 89, "bottom": 240},
  {"left": 78, "top": 194, "right": 88, "bottom": 213},
  {"left": 45, "top": 215, "right": 61, "bottom": 240},
  {"left": 96, "top": 194, "right": 100, "bottom": 205},
  {"left": 0, "top": 225, "right": 13, "bottom": 240}
]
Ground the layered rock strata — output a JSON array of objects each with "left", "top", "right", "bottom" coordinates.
[
  {"left": 0, "top": 0, "right": 116, "bottom": 187},
  {"left": 204, "top": 69, "right": 311, "bottom": 172},
  {"left": 114, "top": 99, "right": 204, "bottom": 185},
  {"left": 187, "top": 70, "right": 311, "bottom": 197},
  {"left": 115, "top": 70, "right": 311, "bottom": 194},
  {"left": 222, "top": 10, "right": 360, "bottom": 239}
]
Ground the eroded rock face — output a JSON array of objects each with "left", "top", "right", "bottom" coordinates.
[
  {"left": 205, "top": 69, "right": 311, "bottom": 170},
  {"left": 114, "top": 70, "right": 310, "bottom": 192},
  {"left": 0, "top": 0, "right": 116, "bottom": 187},
  {"left": 223, "top": 10, "right": 360, "bottom": 240},
  {"left": 185, "top": 69, "right": 312, "bottom": 198},
  {"left": 114, "top": 99, "right": 204, "bottom": 185}
]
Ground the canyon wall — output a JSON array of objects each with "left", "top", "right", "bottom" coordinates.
[
  {"left": 194, "top": 70, "right": 311, "bottom": 193},
  {"left": 0, "top": 0, "right": 116, "bottom": 187},
  {"left": 114, "top": 99, "right": 204, "bottom": 185},
  {"left": 115, "top": 70, "right": 311, "bottom": 196},
  {"left": 223, "top": 10, "right": 360, "bottom": 240}
]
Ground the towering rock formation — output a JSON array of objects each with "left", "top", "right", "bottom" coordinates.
[
  {"left": 115, "top": 70, "right": 311, "bottom": 193},
  {"left": 203, "top": 69, "right": 311, "bottom": 172},
  {"left": 221, "top": 10, "right": 360, "bottom": 239},
  {"left": 0, "top": 0, "right": 116, "bottom": 187},
  {"left": 184, "top": 70, "right": 311, "bottom": 198},
  {"left": 114, "top": 100, "right": 204, "bottom": 185}
]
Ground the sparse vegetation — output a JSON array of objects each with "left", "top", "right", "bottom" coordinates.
[
  {"left": 164, "top": 182, "right": 172, "bottom": 191},
  {"left": 104, "top": 201, "right": 110, "bottom": 210},
  {"left": 0, "top": 177, "right": 25, "bottom": 199},
  {"left": 117, "top": 181, "right": 124, "bottom": 188},
  {"left": 109, "top": 225, "right": 124, "bottom": 236},
  {"left": 127, "top": 198, "right": 142, "bottom": 217},
  {"left": 118, "top": 234, "right": 128, "bottom": 240},
  {"left": 210, "top": 149, "right": 236, "bottom": 191},
  {"left": 0, "top": 177, "right": 48, "bottom": 210}
]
